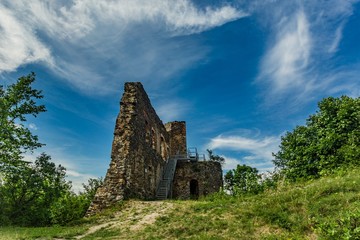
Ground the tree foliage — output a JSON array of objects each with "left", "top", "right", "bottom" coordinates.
[
  {"left": 224, "top": 164, "right": 262, "bottom": 195},
  {"left": 0, "top": 73, "right": 101, "bottom": 226},
  {"left": 207, "top": 149, "right": 225, "bottom": 165},
  {"left": 273, "top": 96, "right": 360, "bottom": 181},
  {"left": 0, "top": 153, "right": 71, "bottom": 226},
  {"left": 82, "top": 177, "right": 103, "bottom": 201},
  {"left": 49, "top": 177, "right": 103, "bottom": 225},
  {"left": 0, "top": 72, "right": 46, "bottom": 166}
]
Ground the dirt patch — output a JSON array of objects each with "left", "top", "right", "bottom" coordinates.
[
  {"left": 76, "top": 200, "right": 173, "bottom": 239},
  {"left": 128, "top": 201, "right": 171, "bottom": 231}
]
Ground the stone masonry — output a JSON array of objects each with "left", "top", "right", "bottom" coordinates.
[
  {"left": 87, "top": 82, "right": 222, "bottom": 215},
  {"left": 172, "top": 161, "right": 223, "bottom": 199}
]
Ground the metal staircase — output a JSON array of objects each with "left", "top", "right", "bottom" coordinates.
[
  {"left": 156, "top": 158, "right": 178, "bottom": 200},
  {"left": 156, "top": 148, "right": 202, "bottom": 200}
]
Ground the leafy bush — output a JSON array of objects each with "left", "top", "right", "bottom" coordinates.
[
  {"left": 274, "top": 96, "right": 360, "bottom": 181},
  {"left": 0, "top": 153, "right": 71, "bottom": 226},
  {"left": 50, "top": 193, "right": 89, "bottom": 225},
  {"left": 50, "top": 177, "right": 103, "bottom": 226},
  {"left": 224, "top": 164, "right": 263, "bottom": 195}
]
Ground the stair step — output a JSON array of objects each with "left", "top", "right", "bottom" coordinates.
[{"left": 156, "top": 158, "right": 178, "bottom": 200}]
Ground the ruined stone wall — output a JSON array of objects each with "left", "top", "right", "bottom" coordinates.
[
  {"left": 87, "top": 82, "right": 170, "bottom": 214},
  {"left": 172, "top": 161, "right": 223, "bottom": 199},
  {"left": 165, "top": 121, "right": 187, "bottom": 156},
  {"left": 87, "top": 82, "right": 223, "bottom": 215}
]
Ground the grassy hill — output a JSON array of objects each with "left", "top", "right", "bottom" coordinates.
[{"left": 1, "top": 167, "right": 359, "bottom": 239}]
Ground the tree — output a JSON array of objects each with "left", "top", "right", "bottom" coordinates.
[
  {"left": 0, "top": 73, "right": 74, "bottom": 226},
  {"left": 0, "top": 72, "right": 46, "bottom": 167},
  {"left": 0, "top": 153, "right": 71, "bottom": 226},
  {"left": 49, "top": 177, "right": 103, "bottom": 225},
  {"left": 224, "top": 164, "right": 262, "bottom": 195},
  {"left": 207, "top": 149, "right": 225, "bottom": 165},
  {"left": 273, "top": 96, "right": 360, "bottom": 181},
  {"left": 82, "top": 177, "right": 103, "bottom": 201},
  {"left": 0, "top": 73, "right": 101, "bottom": 226}
]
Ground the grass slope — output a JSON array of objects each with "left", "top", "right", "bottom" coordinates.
[
  {"left": 128, "top": 168, "right": 360, "bottom": 240},
  {"left": 1, "top": 168, "right": 359, "bottom": 239}
]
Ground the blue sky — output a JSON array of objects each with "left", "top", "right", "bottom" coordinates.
[{"left": 1, "top": 0, "right": 359, "bottom": 191}]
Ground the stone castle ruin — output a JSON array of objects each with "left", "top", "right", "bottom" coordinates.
[{"left": 87, "top": 82, "right": 222, "bottom": 214}]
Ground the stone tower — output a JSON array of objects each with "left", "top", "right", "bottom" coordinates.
[{"left": 87, "top": 82, "right": 222, "bottom": 215}]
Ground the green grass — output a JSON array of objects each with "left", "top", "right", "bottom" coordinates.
[
  {"left": 0, "top": 225, "right": 88, "bottom": 240},
  {"left": 130, "top": 167, "right": 360, "bottom": 239},
  {"left": 1, "top": 168, "right": 359, "bottom": 239}
]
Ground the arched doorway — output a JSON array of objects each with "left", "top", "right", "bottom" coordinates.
[{"left": 190, "top": 179, "right": 199, "bottom": 199}]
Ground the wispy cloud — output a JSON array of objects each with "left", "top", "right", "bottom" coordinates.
[
  {"left": 258, "top": 10, "right": 311, "bottom": 93},
  {"left": 0, "top": 0, "right": 246, "bottom": 94},
  {"left": 221, "top": 156, "right": 240, "bottom": 171},
  {"left": 207, "top": 132, "right": 280, "bottom": 172},
  {"left": 254, "top": 0, "right": 360, "bottom": 106},
  {"left": 12, "top": 0, "right": 243, "bottom": 40},
  {"left": 0, "top": 6, "right": 52, "bottom": 72},
  {"left": 222, "top": 155, "right": 275, "bottom": 172},
  {"left": 155, "top": 100, "right": 191, "bottom": 123},
  {"left": 328, "top": 23, "right": 345, "bottom": 53},
  {"left": 28, "top": 123, "right": 38, "bottom": 130}
]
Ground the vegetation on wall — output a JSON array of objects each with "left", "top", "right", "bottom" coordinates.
[{"left": 206, "top": 149, "right": 225, "bottom": 165}]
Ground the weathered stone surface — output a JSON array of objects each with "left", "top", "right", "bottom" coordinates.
[
  {"left": 87, "top": 83, "right": 170, "bottom": 214},
  {"left": 172, "top": 161, "right": 223, "bottom": 199},
  {"left": 87, "top": 82, "right": 223, "bottom": 215},
  {"left": 165, "top": 121, "right": 187, "bottom": 156}
]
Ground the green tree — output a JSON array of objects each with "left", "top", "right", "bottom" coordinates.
[
  {"left": 224, "top": 164, "right": 262, "bottom": 195},
  {"left": 50, "top": 177, "right": 104, "bottom": 225},
  {"left": 273, "top": 96, "right": 360, "bottom": 181},
  {"left": 82, "top": 177, "right": 103, "bottom": 201},
  {"left": 0, "top": 73, "right": 76, "bottom": 226},
  {"left": 0, "top": 153, "right": 71, "bottom": 226},
  {"left": 0, "top": 73, "right": 101, "bottom": 226},
  {"left": 0, "top": 72, "right": 46, "bottom": 167},
  {"left": 207, "top": 149, "right": 225, "bottom": 165}
]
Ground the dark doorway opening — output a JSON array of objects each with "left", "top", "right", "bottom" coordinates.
[{"left": 190, "top": 179, "right": 199, "bottom": 199}]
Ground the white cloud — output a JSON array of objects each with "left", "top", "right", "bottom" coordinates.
[
  {"left": 0, "top": 0, "right": 246, "bottom": 94},
  {"left": 322, "top": 65, "right": 360, "bottom": 97},
  {"left": 328, "top": 23, "right": 345, "bottom": 53},
  {"left": 254, "top": 0, "right": 360, "bottom": 106},
  {"left": 155, "top": 100, "right": 190, "bottom": 123},
  {"left": 222, "top": 156, "right": 241, "bottom": 171},
  {"left": 0, "top": 6, "right": 53, "bottom": 72},
  {"left": 66, "top": 170, "right": 98, "bottom": 193},
  {"left": 207, "top": 133, "right": 280, "bottom": 172},
  {"left": 222, "top": 155, "right": 275, "bottom": 172},
  {"left": 258, "top": 10, "right": 311, "bottom": 93},
  {"left": 28, "top": 123, "right": 38, "bottom": 130},
  {"left": 12, "top": 0, "right": 243, "bottom": 40}
]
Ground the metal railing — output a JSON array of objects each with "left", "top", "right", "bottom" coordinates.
[
  {"left": 156, "top": 158, "right": 178, "bottom": 200},
  {"left": 156, "top": 148, "right": 207, "bottom": 200}
]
